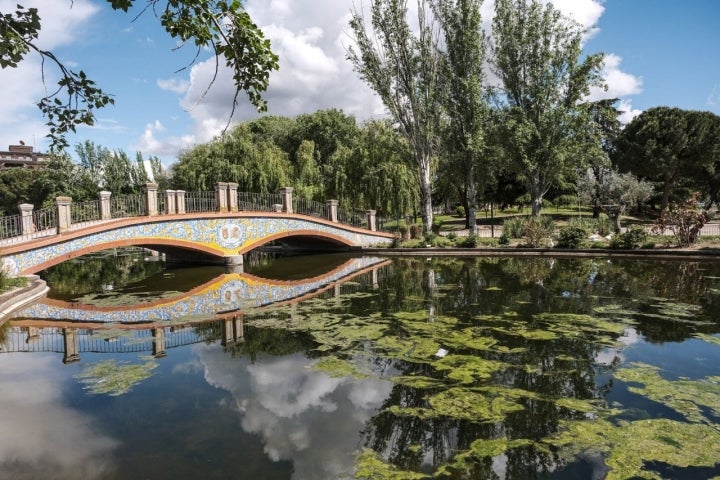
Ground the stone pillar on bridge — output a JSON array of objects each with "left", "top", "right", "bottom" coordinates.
[
  {"left": 98, "top": 191, "right": 111, "bottom": 220},
  {"left": 62, "top": 328, "right": 80, "bottom": 363},
  {"left": 227, "top": 182, "right": 239, "bottom": 212},
  {"left": 176, "top": 190, "right": 186, "bottom": 214},
  {"left": 366, "top": 209, "right": 377, "bottom": 232},
  {"left": 215, "top": 182, "right": 229, "bottom": 212},
  {"left": 326, "top": 200, "right": 338, "bottom": 223},
  {"left": 152, "top": 327, "right": 167, "bottom": 358},
  {"left": 144, "top": 183, "right": 159, "bottom": 216},
  {"left": 56, "top": 197, "right": 72, "bottom": 234},
  {"left": 19, "top": 203, "right": 34, "bottom": 235},
  {"left": 281, "top": 187, "right": 293, "bottom": 214},
  {"left": 221, "top": 315, "right": 245, "bottom": 346},
  {"left": 165, "top": 190, "right": 177, "bottom": 214}
]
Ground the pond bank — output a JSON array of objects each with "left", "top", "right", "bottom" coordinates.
[
  {"left": 0, "top": 275, "right": 49, "bottom": 324},
  {"left": 362, "top": 245, "right": 720, "bottom": 261}
]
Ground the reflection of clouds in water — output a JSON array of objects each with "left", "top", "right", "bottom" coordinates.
[
  {"left": 0, "top": 354, "right": 118, "bottom": 479},
  {"left": 595, "top": 328, "right": 640, "bottom": 366},
  {"left": 199, "top": 346, "right": 393, "bottom": 480}
]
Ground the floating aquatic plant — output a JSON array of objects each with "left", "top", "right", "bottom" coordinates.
[{"left": 75, "top": 356, "right": 158, "bottom": 396}]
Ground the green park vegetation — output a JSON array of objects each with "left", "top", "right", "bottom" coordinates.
[{"left": 2, "top": 0, "right": 720, "bottom": 249}]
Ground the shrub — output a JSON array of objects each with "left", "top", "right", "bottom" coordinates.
[
  {"left": 398, "top": 222, "right": 409, "bottom": 240},
  {"left": 652, "top": 193, "right": 708, "bottom": 246},
  {"left": 455, "top": 205, "right": 465, "bottom": 218},
  {"left": 409, "top": 224, "right": 423, "bottom": 239},
  {"left": 523, "top": 217, "right": 554, "bottom": 247},
  {"left": 502, "top": 217, "right": 526, "bottom": 238},
  {"left": 457, "top": 234, "right": 478, "bottom": 248},
  {"left": 556, "top": 226, "right": 587, "bottom": 249},
  {"left": 446, "top": 231, "right": 457, "bottom": 241},
  {"left": 609, "top": 226, "right": 648, "bottom": 249},
  {"left": 568, "top": 215, "right": 613, "bottom": 236},
  {"left": 431, "top": 218, "right": 443, "bottom": 234}
]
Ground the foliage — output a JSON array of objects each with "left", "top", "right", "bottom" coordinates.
[
  {"left": 577, "top": 166, "right": 654, "bottom": 232},
  {"left": 455, "top": 233, "right": 478, "bottom": 248},
  {"left": 502, "top": 216, "right": 554, "bottom": 245},
  {"left": 0, "top": 1, "right": 278, "bottom": 150},
  {"left": 652, "top": 193, "right": 709, "bottom": 247},
  {"left": 454, "top": 205, "right": 465, "bottom": 218},
  {"left": 348, "top": 0, "right": 443, "bottom": 234},
  {"left": 431, "top": 0, "right": 490, "bottom": 230},
  {"left": 568, "top": 215, "right": 613, "bottom": 237},
  {"left": 75, "top": 356, "right": 158, "bottom": 396},
  {"left": 489, "top": 0, "right": 606, "bottom": 217},
  {"left": 609, "top": 225, "right": 648, "bottom": 249},
  {"left": 556, "top": 226, "right": 587, "bottom": 249},
  {"left": 0, "top": 264, "right": 27, "bottom": 293},
  {"left": 613, "top": 107, "right": 720, "bottom": 212}
]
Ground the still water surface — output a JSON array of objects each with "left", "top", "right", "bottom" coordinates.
[{"left": 2, "top": 250, "right": 720, "bottom": 479}]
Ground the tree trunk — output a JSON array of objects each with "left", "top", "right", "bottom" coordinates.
[
  {"left": 419, "top": 163, "right": 434, "bottom": 235},
  {"left": 530, "top": 176, "right": 544, "bottom": 217},
  {"left": 466, "top": 162, "right": 477, "bottom": 232}
]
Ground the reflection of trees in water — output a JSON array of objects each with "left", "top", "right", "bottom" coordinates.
[
  {"left": 41, "top": 247, "right": 166, "bottom": 298},
  {"left": 354, "top": 257, "right": 719, "bottom": 477}
]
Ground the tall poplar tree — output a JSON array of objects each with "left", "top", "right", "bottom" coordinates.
[
  {"left": 431, "top": 0, "right": 488, "bottom": 230},
  {"left": 348, "top": 0, "right": 443, "bottom": 234},
  {"left": 490, "top": 0, "right": 605, "bottom": 217}
]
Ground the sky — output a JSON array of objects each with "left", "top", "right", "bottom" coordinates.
[{"left": 1, "top": 0, "right": 719, "bottom": 165}]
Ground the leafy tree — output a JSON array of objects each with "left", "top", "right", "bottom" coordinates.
[
  {"left": 431, "top": 0, "right": 489, "bottom": 229},
  {"left": 172, "top": 122, "right": 293, "bottom": 193},
  {"left": 288, "top": 109, "right": 360, "bottom": 201},
  {"left": 489, "top": 0, "right": 606, "bottom": 217},
  {"left": 0, "top": 1, "right": 278, "bottom": 150},
  {"left": 577, "top": 167, "right": 653, "bottom": 232},
  {"left": 0, "top": 167, "right": 34, "bottom": 215},
  {"left": 350, "top": 119, "right": 418, "bottom": 219},
  {"left": 614, "top": 107, "right": 720, "bottom": 212},
  {"left": 349, "top": 0, "right": 443, "bottom": 234}
]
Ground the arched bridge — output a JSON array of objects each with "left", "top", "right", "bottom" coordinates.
[{"left": 0, "top": 184, "right": 394, "bottom": 275}]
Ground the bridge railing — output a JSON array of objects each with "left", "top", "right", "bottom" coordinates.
[
  {"left": 293, "top": 197, "right": 327, "bottom": 219},
  {"left": 0, "top": 183, "right": 390, "bottom": 245},
  {"left": 111, "top": 193, "right": 146, "bottom": 218},
  {"left": 185, "top": 191, "right": 216, "bottom": 213},
  {"left": 0, "top": 213, "right": 22, "bottom": 240},
  {"left": 238, "top": 192, "right": 282, "bottom": 212},
  {"left": 71, "top": 199, "right": 101, "bottom": 228}
]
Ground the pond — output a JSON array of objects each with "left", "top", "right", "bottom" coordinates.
[{"left": 2, "top": 249, "right": 720, "bottom": 479}]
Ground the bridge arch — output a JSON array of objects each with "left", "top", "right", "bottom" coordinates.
[{"left": 1, "top": 213, "right": 393, "bottom": 275}]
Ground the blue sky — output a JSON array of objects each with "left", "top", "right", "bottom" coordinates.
[{"left": 1, "top": 0, "right": 718, "bottom": 164}]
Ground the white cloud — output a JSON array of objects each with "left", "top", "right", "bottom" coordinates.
[
  {"left": 708, "top": 84, "right": 720, "bottom": 109},
  {"left": 133, "top": 120, "right": 197, "bottom": 157},
  {"left": 157, "top": 77, "right": 190, "bottom": 94},
  {"left": 0, "top": 352, "right": 118, "bottom": 479},
  {"left": 0, "top": 0, "right": 99, "bottom": 151},
  {"left": 199, "top": 347, "right": 392, "bottom": 480}
]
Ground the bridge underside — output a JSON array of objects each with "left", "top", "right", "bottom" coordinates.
[{"left": 1, "top": 214, "right": 393, "bottom": 275}]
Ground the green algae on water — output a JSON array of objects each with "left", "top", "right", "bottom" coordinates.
[{"left": 75, "top": 356, "right": 158, "bottom": 396}]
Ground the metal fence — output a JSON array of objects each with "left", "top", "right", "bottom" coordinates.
[
  {"left": 237, "top": 192, "right": 283, "bottom": 212},
  {"left": 293, "top": 197, "right": 326, "bottom": 219},
  {"left": 71, "top": 199, "right": 101, "bottom": 228},
  {"left": 185, "top": 191, "right": 216, "bottom": 213},
  {"left": 0, "top": 189, "right": 392, "bottom": 244},
  {"left": 111, "top": 193, "right": 146, "bottom": 218}
]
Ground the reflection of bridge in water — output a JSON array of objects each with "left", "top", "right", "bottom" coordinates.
[{"left": 2, "top": 256, "right": 391, "bottom": 363}]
